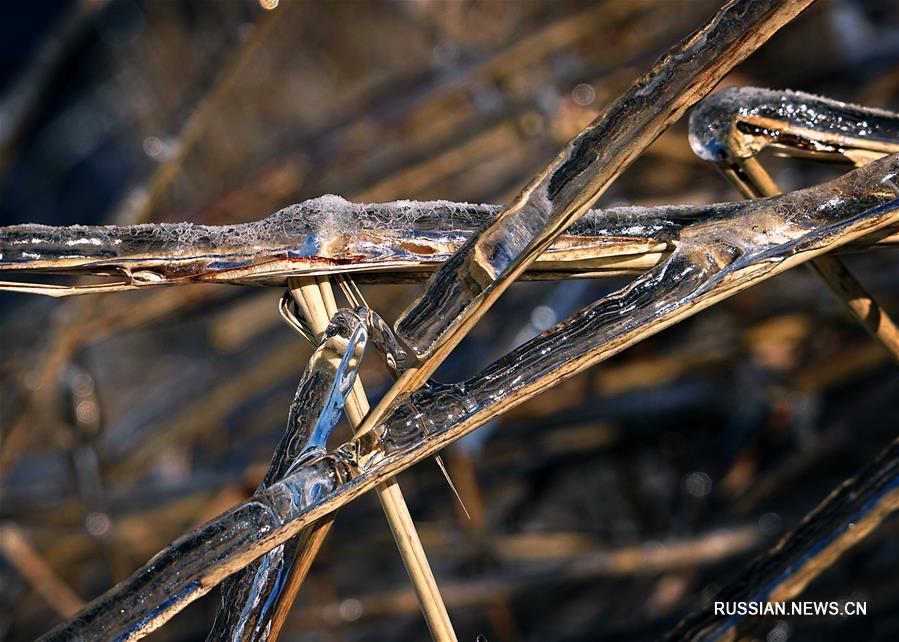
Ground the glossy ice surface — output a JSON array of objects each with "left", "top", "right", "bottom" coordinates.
[
  {"left": 394, "top": 0, "right": 814, "bottom": 361},
  {"left": 0, "top": 197, "right": 488, "bottom": 276},
  {"left": 0, "top": 197, "right": 712, "bottom": 289},
  {"left": 38, "top": 152, "right": 899, "bottom": 642},
  {"left": 689, "top": 86, "right": 899, "bottom": 162},
  {"left": 209, "top": 309, "right": 368, "bottom": 642}
]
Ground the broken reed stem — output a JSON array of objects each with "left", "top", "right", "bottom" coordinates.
[
  {"left": 0, "top": 524, "right": 84, "bottom": 617},
  {"left": 738, "top": 157, "right": 899, "bottom": 363},
  {"left": 288, "top": 276, "right": 457, "bottom": 642}
]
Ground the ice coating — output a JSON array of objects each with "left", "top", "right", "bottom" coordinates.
[
  {"left": 689, "top": 86, "right": 899, "bottom": 367},
  {"left": 0, "top": 196, "right": 492, "bottom": 270},
  {"left": 3, "top": 198, "right": 898, "bottom": 294},
  {"left": 0, "top": 198, "right": 712, "bottom": 288},
  {"left": 396, "top": 155, "right": 899, "bottom": 455},
  {"left": 688, "top": 86, "right": 899, "bottom": 162},
  {"left": 208, "top": 309, "right": 368, "bottom": 642},
  {"left": 393, "top": 0, "right": 814, "bottom": 362},
  {"left": 36, "top": 153, "right": 899, "bottom": 642},
  {"left": 38, "top": 453, "right": 354, "bottom": 642}
]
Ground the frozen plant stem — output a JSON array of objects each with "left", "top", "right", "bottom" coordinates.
[
  {"left": 738, "top": 158, "right": 899, "bottom": 363},
  {"left": 5, "top": 199, "right": 899, "bottom": 296},
  {"left": 688, "top": 87, "right": 899, "bottom": 362},
  {"left": 666, "top": 435, "right": 899, "bottom": 641},
  {"left": 208, "top": 286, "right": 372, "bottom": 641},
  {"left": 354, "top": 0, "right": 815, "bottom": 445},
  {"left": 37, "top": 150, "right": 899, "bottom": 642},
  {"left": 290, "top": 276, "right": 457, "bottom": 642}
]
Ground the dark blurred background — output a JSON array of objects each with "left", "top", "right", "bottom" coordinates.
[{"left": 2, "top": 1, "right": 899, "bottom": 640}]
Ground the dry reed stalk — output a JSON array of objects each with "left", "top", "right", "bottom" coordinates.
[
  {"left": 734, "top": 156, "right": 899, "bottom": 363},
  {"left": 286, "top": 276, "right": 457, "bottom": 642}
]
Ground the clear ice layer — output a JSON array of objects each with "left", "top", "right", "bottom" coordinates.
[
  {"left": 38, "top": 152, "right": 899, "bottom": 642},
  {"left": 689, "top": 86, "right": 899, "bottom": 162}
]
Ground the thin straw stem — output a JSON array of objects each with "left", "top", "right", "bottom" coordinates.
[
  {"left": 737, "top": 156, "right": 899, "bottom": 363},
  {"left": 288, "top": 276, "right": 457, "bottom": 642}
]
